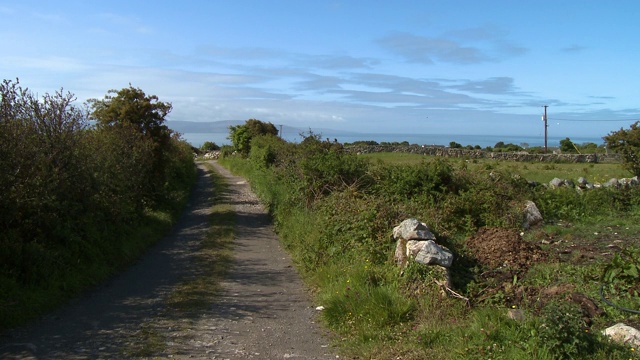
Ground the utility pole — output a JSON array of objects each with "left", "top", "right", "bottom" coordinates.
[
  {"left": 279, "top": 124, "right": 283, "bottom": 139},
  {"left": 543, "top": 105, "right": 548, "bottom": 153}
]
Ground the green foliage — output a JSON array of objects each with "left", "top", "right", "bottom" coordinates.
[
  {"left": 228, "top": 118, "right": 278, "bottom": 156},
  {"left": 532, "top": 185, "right": 640, "bottom": 223},
  {"left": 88, "top": 85, "right": 172, "bottom": 141},
  {"left": 603, "top": 246, "right": 640, "bottom": 284},
  {"left": 248, "top": 134, "right": 286, "bottom": 169},
  {"left": 536, "top": 301, "right": 595, "bottom": 358},
  {"left": 88, "top": 85, "right": 175, "bottom": 197},
  {"left": 604, "top": 121, "right": 640, "bottom": 176},
  {"left": 323, "top": 269, "right": 415, "bottom": 335},
  {"left": 449, "top": 141, "right": 462, "bottom": 148},
  {"left": 493, "top": 142, "right": 524, "bottom": 152},
  {"left": 560, "top": 137, "right": 577, "bottom": 153},
  {"left": 0, "top": 79, "right": 196, "bottom": 330},
  {"left": 601, "top": 246, "right": 640, "bottom": 312},
  {"left": 370, "top": 159, "right": 458, "bottom": 201},
  {"left": 199, "top": 141, "right": 220, "bottom": 152},
  {"left": 83, "top": 124, "right": 156, "bottom": 222}
]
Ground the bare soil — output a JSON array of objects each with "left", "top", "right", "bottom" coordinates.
[
  {"left": 465, "top": 227, "right": 546, "bottom": 271},
  {"left": 463, "top": 226, "right": 636, "bottom": 325},
  {"left": 0, "top": 161, "right": 337, "bottom": 359}
]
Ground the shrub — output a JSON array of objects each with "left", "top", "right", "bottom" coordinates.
[
  {"left": 604, "top": 121, "right": 640, "bottom": 176},
  {"left": 200, "top": 141, "right": 219, "bottom": 152},
  {"left": 370, "top": 159, "right": 459, "bottom": 201}
]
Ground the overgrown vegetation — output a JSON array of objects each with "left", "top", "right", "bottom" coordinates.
[
  {"left": 219, "top": 120, "right": 639, "bottom": 359},
  {"left": 0, "top": 79, "right": 196, "bottom": 330}
]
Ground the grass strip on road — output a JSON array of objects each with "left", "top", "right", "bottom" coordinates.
[{"left": 126, "top": 163, "right": 236, "bottom": 357}]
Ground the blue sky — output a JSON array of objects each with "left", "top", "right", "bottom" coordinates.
[{"left": 1, "top": 0, "right": 639, "bottom": 139}]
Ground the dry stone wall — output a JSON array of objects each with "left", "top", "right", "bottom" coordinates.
[{"left": 345, "top": 144, "right": 619, "bottom": 163}]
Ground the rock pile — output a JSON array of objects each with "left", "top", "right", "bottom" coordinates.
[
  {"left": 547, "top": 176, "right": 639, "bottom": 190},
  {"left": 393, "top": 218, "right": 453, "bottom": 268},
  {"left": 201, "top": 151, "right": 221, "bottom": 160}
]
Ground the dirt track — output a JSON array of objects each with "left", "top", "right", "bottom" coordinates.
[{"left": 0, "top": 161, "right": 337, "bottom": 359}]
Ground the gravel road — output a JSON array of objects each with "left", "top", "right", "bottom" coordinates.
[{"left": 0, "top": 161, "right": 337, "bottom": 359}]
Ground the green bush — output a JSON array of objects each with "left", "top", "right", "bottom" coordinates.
[
  {"left": 0, "top": 80, "right": 196, "bottom": 330},
  {"left": 199, "top": 141, "right": 219, "bottom": 152},
  {"left": 535, "top": 301, "right": 595, "bottom": 358},
  {"left": 370, "top": 158, "right": 461, "bottom": 202},
  {"left": 248, "top": 134, "right": 285, "bottom": 169}
]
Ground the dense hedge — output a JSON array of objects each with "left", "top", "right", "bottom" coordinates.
[{"left": 0, "top": 80, "right": 196, "bottom": 329}]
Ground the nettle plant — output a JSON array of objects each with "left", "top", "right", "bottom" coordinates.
[{"left": 601, "top": 246, "right": 640, "bottom": 310}]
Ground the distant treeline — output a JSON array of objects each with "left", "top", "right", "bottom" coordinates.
[{"left": 345, "top": 138, "right": 604, "bottom": 154}]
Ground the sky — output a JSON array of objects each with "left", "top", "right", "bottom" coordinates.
[{"left": 1, "top": 0, "right": 639, "bottom": 140}]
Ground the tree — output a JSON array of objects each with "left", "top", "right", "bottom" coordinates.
[
  {"left": 559, "top": 137, "right": 576, "bottom": 153},
  {"left": 88, "top": 85, "right": 172, "bottom": 142},
  {"left": 88, "top": 86, "right": 173, "bottom": 194},
  {"left": 228, "top": 118, "right": 278, "bottom": 156},
  {"left": 200, "top": 141, "right": 220, "bottom": 152},
  {"left": 604, "top": 121, "right": 640, "bottom": 176}
]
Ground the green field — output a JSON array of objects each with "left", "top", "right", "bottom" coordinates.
[{"left": 360, "top": 152, "right": 631, "bottom": 184}]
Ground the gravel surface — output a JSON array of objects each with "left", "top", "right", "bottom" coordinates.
[{"left": 0, "top": 161, "right": 337, "bottom": 359}]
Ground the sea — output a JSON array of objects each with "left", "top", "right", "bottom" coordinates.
[{"left": 181, "top": 131, "right": 605, "bottom": 149}]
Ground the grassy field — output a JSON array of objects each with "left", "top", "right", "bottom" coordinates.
[{"left": 359, "top": 152, "right": 631, "bottom": 184}]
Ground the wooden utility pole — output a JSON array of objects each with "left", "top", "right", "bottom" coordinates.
[{"left": 543, "top": 105, "right": 548, "bottom": 153}]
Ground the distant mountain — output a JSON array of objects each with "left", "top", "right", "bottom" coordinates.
[
  {"left": 167, "top": 120, "right": 244, "bottom": 133},
  {"left": 166, "top": 119, "right": 366, "bottom": 139}
]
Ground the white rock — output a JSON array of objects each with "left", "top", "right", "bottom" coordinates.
[
  {"left": 602, "top": 323, "right": 640, "bottom": 347},
  {"left": 406, "top": 240, "right": 427, "bottom": 257},
  {"left": 414, "top": 240, "right": 453, "bottom": 268},
  {"left": 522, "top": 200, "right": 543, "bottom": 229},
  {"left": 392, "top": 218, "right": 435, "bottom": 240}
]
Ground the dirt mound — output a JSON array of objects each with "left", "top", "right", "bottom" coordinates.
[{"left": 466, "top": 227, "right": 545, "bottom": 271}]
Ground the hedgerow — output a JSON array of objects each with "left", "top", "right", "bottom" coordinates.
[{"left": 0, "top": 79, "right": 196, "bottom": 329}]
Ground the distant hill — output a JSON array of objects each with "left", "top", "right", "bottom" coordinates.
[
  {"left": 167, "top": 120, "right": 244, "bottom": 133},
  {"left": 166, "top": 119, "right": 365, "bottom": 140}
]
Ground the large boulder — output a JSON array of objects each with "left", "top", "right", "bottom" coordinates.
[{"left": 393, "top": 219, "right": 453, "bottom": 268}]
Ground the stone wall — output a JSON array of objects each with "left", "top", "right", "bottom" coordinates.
[{"left": 344, "top": 145, "right": 619, "bottom": 163}]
